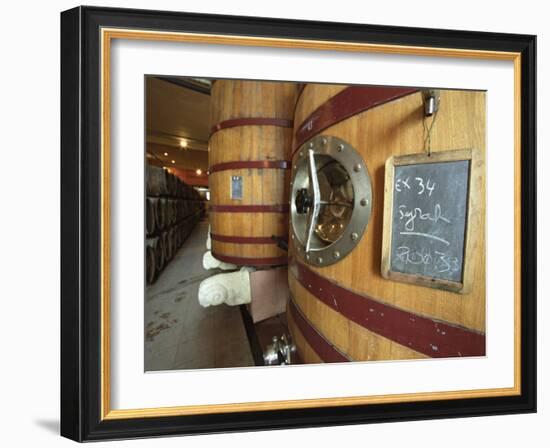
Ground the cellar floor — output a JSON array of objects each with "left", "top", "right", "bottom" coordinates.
[{"left": 144, "top": 221, "right": 254, "bottom": 371}]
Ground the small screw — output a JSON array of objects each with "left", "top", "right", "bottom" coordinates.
[
  {"left": 333, "top": 251, "right": 340, "bottom": 259},
  {"left": 306, "top": 253, "right": 310, "bottom": 260},
  {"left": 337, "top": 144, "right": 344, "bottom": 152},
  {"left": 354, "top": 164, "right": 362, "bottom": 172},
  {"left": 291, "top": 234, "right": 295, "bottom": 240},
  {"left": 294, "top": 165, "right": 297, "bottom": 170},
  {"left": 322, "top": 138, "right": 327, "bottom": 145},
  {"left": 351, "top": 232, "right": 359, "bottom": 241},
  {"left": 308, "top": 142, "right": 314, "bottom": 148},
  {"left": 299, "top": 151, "right": 304, "bottom": 157},
  {"left": 317, "top": 257, "right": 323, "bottom": 263},
  {"left": 360, "top": 198, "right": 368, "bottom": 207}
]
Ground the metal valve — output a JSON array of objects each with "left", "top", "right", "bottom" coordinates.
[{"left": 263, "top": 334, "right": 296, "bottom": 365}]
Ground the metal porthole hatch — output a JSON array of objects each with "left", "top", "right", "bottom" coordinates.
[{"left": 290, "top": 135, "right": 373, "bottom": 267}]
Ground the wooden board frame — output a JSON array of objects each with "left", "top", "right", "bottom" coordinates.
[
  {"left": 381, "top": 149, "right": 478, "bottom": 293},
  {"left": 60, "top": 5, "right": 536, "bottom": 442}
]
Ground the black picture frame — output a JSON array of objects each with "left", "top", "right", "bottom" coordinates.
[{"left": 61, "top": 5, "right": 536, "bottom": 442}]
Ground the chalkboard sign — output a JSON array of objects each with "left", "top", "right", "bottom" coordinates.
[{"left": 382, "top": 150, "right": 474, "bottom": 293}]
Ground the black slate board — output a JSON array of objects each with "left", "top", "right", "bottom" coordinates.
[{"left": 389, "top": 160, "right": 470, "bottom": 283}]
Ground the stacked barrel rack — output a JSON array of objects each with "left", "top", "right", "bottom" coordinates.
[{"left": 146, "top": 165, "right": 205, "bottom": 284}]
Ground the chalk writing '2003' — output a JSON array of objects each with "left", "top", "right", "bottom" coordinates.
[{"left": 395, "top": 246, "right": 460, "bottom": 274}]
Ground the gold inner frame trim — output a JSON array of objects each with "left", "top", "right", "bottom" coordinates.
[{"left": 100, "top": 27, "right": 522, "bottom": 420}]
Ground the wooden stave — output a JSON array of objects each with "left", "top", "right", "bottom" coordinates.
[
  {"left": 210, "top": 80, "right": 298, "bottom": 126},
  {"left": 286, "top": 301, "right": 324, "bottom": 364},
  {"left": 209, "top": 207, "right": 288, "bottom": 260},
  {"left": 286, "top": 297, "right": 350, "bottom": 364},
  {"left": 288, "top": 85, "right": 486, "bottom": 362}
]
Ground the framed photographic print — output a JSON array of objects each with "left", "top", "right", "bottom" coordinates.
[{"left": 60, "top": 6, "right": 536, "bottom": 442}]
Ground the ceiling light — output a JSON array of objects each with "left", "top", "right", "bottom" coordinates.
[
  {"left": 179, "top": 139, "right": 188, "bottom": 148},
  {"left": 164, "top": 152, "right": 168, "bottom": 156},
  {"left": 171, "top": 160, "right": 175, "bottom": 164},
  {"left": 196, "top": 169, "right": 202, "bottom": 175}
]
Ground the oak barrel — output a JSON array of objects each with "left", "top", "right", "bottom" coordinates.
[
  {"left": 145, "top": 239, "right": 157, "bottom": 285},
  {"left": 209, "top": 80, "right": 298, "bottom": 267},
  {"left": 287, "top": 84, "right": 486, "bottom": 364},
  {"left": 145, "top": 198, "right": 157, "bottom": 236},
  {"left": 147, "top": 165, "right": 170, "bottom": 196}
]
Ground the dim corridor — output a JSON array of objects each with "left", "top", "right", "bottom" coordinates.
[{"left": 145, "top": 221, "right": 254, "bottom": 371}]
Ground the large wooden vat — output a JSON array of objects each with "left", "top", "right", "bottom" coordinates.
[
  {"left": 287, "top": 84, "right": 486, "bottom": 363},
  {"left": 209, "top": 80, "right": 298, "bottom": 267}
]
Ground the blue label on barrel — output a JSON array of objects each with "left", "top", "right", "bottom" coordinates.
[{"left": 231, "top": 176, "right": 243, "bottom": 200}]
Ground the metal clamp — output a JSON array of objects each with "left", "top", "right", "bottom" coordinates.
[
  {"left": 304, "top": 149, "right": 321, "bottom": 253},
  {"left": 422, "top": 89, "right": 440, "bottom": 116}
]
